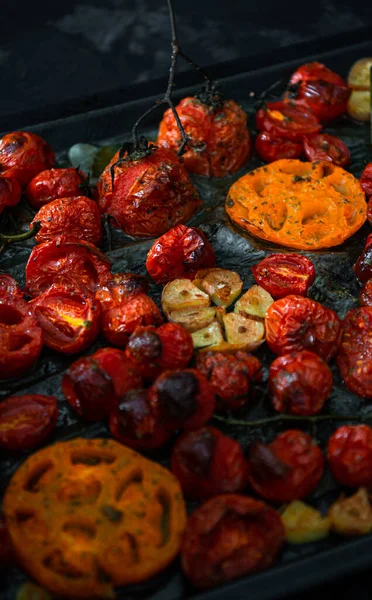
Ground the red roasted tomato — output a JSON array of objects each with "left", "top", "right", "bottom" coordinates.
[
  {"left": 25, "top": 167, "right": 88, "bottom": 209},
  {"left": 252, "top": 253, "right": 316, "bottom": 299},
  {"left": 146, "top": 224, "right": 216, "bottom": 284},
  {"left": 157, "top": 96, "right": 251, "bottom": 177},
  {"left": 336, "top": 306, "right": 372, "bottom": 398},
  {"left": 31, "top": 196, "right": 102, "bottom": 246},
  {"left": 360, "top": 163, "right": 372, "bottom": 198},
  {"left": 269, "top": 350, "right": 333, "bottom": 415},
  {"left": 287, "top": 62, "right": 350, "bottom": 123},
  {"left": 90, "top": 347, "right": 143, "bottom": 398},
  {"left": 171, "top": 426, "right": 247, "bottom": 500},
  {"left": 353, "top": 234, "right": 372, "bottom": 284},
  {"left": 196, "top": 350, "right": 261, "bottom": 411},
  {"left": 246, "top": 430, "right": 324, "bottom": 502},
  {"left": 0, "top": 394, "right": 58, "bottom": 450},
  {"left": 360, "top": 280, "right": 372, "bottom": 306},
  {"left": 256, "top": 101, "right": 321, "bottom": 142},
  {"left": 95, "top": 272, "right": 148, "bottom": 311},
  {"left": 255, "top": 131, "right": 303, "bottom": 163},
  {"left": 181, "top": 494, "right": 285, "bottom": 589},
  {"left": 303, "top": 133, "right": 350, "bottom": 167},
  {"left": 265, "top": 295, "right": 342, "bottom": 361},
  {"left": 328, "top": 425, "right": 372, "bottom": 487},
  {"left": 149, "top": 369, "right": 216, "bottom": 431},
  {"left": 0, "top": 274, "right": 23, "bottom": 299},
  {"left": 25, "top": 236, "right": 111, "bottom": 298},
  {"left": 0, "top": 131, "right": 55, "bottom": 187},
  {"left": 97, "top": 145, "right": 202, "bottom": 237},
  {"left": 0, "top": 176, "right": 22, "bottom": 214}
]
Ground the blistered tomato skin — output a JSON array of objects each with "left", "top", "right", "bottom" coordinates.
[
  {"left": 0, "top": 131, "right": 55, "bottom": 187},
  {"left": 360, "top": 280, "right": 372, "bottom": 306},
  {"left": 171, "top": 427, "right": 247, "bottom": 500},
  {"left": 252, "top": 254, "right": 316, "bottom": 299},
  {"left": 303, "top": 133, "right": 350, "bottom": 167},
  {"left": 0, "top": 395, "right": 58, "bottom": 450},
  {"left": 336, "top": 307, "right": 372, "bottom": 398},
  {"left": 26, "top": 167, "right": 88, "bottom": 209},
  {"left": 256, "top": 101, "right": 321, "bottom": 142},
  {"left": 360, "top": 163, "right": 372, "bottom": 198},
  {"left": 328, "top": 425, "right": 372, "bottom": 487},
  {"left": 95, "top": 272, "right": 149, "bottom": 311},
  {"left": 353, "top": 234, "right": 372, "bottom": 284},
  {"left": 0, "top": 176, "right": 22, "bottom": 214},
  {"left": 146, "top": 224, "right": 216, "bottom": 284},
  {"left": 181, "top": 494, "right": 285, "bottom": 589},
  {"left": 246, "top": 430, "right": 324, "bottom": 502},
  {"left": 0, "top": 274, "right": 23, "bottom": 299},
  {"left": 269, "top": 350, "right": 333, "bottom": 415},
  {"left": 255, "top": 131, "right": 303, "bottom": 163}
]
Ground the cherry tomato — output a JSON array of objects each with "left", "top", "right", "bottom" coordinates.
[
  {"left": 31, "top": 196, "right": 102, "bottom": 246},
  {"left": 252, "top": 253, "right": 316, "bottom": 299},
  {"left": 256, "top": 101, "right": 321, "bottom": 142},
  {"left": 336, "top": 306, "right": 372, "bottom": 398},
  {"left": 353, "top": 234, "right": 372, "bottom": 284},
  {"left": 0, "top": 394, "right": 58, "bottom": 450},
  {"left": 0, "top": 274, "right": 23, "bottom": 299},
  {"left": 181, "top": 494, "right": 285, "bottom": 589},
  {"left": 269, "top": 350, "right": 333, "bottom": 415},
  {"left": 29, "top": 285, "right": 101, "bottom": 354},
  {"left": 266, "top": 295, "right": 342, "bottom": 361},
  {"left": 25, "top": 236, "right": 111, "bottom": 298},
  {"left": 246, "top": 430, "right": 324, "bottom": 502},
  {"left": 109, "top": 388, "right": 171, "bottom": 450},
  {"left": 97, "top": 146, "right": 202, "bottom": 237},
  {"left": 328, "top": 425, "right": 372, "bottom": 487},
  {"left": 95, "top": 272, "right": 148, "bottom": 311},
  {"left": 0, "top": 297, "right": 43, "bottom": 380},
  {"left": 149, "top": 369, "right": 216, "bottom": 431},
  {"left": 146, "top": 224, "right": 216, "bottom": 285},
  {"left": 287, "top": 62, "right": 350, "bottom": 122},
  {"left": 0, "top": 517, "right": 15, "bottom": 567},
  {"left": 303, "top": 133, "right": 350, "bottom": 167},
  {"left": 171, "top": 426, "right": 247, "bottom": 500},
  {"left": 196, "top": 350, "right": 261, "bottom": 411},
  {"left": 26, "top": 167, "right": 88, "bottom": 209},
  {"left": 360, "top": 280, "right": 372, "bottom": 306},
  {"left": 0, "top": 131, "right": 55, "bottom": 187},
  {"left": 90, "top": 347, "right": 143, "bottom": 398},
  {"left": 360, "top": 163, "right": 372, "bottom": 198},
  {"left": 255, "top": 131, "right": 303, "bottom": 163},
  {"left": 0, "top": 176, "right": 21, "bottom": 215}
]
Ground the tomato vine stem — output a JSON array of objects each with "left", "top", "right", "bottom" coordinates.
[
  {"left": 0, "top": 221, "right": 41, "bottom": 254},
  {"left": 213, "top": 413, "right": 372, "bottom": 427}
]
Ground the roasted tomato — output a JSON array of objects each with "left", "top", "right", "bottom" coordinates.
[
  {"left": 157, "top": 96, "right": 251, "bottom": 177},
  {"left": 328, "top": 425, "right": 372, "bottom": 487},
  {"left": 109, "top": 388, "right": 171, "bottom": 450},
  {"left": 181, "top": 494, "right": 285, "bottom": 589},
  {"left": 31, "top": 196, "right": 102, "bottom": 246},
  {"left": 0, "top": 297, "right": 43, "bottom": 380},
  {"left": 360, "top": 163, "right": 372, "bottom": 198},
  {"left": 360, "top": 280, "right": 372, "bottom": 306},
  {"left": 269, "top": 350, "right": 333, "bottom": 415},
  {"left": 171, "top": 426, "right": 247, "bottom": 500},
  {"left": 256, "top": 101, "right": 321, "bottom": 142},
  {"left": 336, "top": 306, "right": 372, "bottom": 398},
  {"left": 0, "top": 274, "right": 23, "bottom": 299},
  {"left": 95, "top": 272, "right": 148, "bottom": 311},
  {"left": 0, "top": 394, "right": 58, "bottom": 450},
  {"left": 29, "top": 285, "right": 101, "bottom": 354},
  {"left": 25, "top": 167, "right": 88, "bottom": 209},
  {"left": 196, "top": 350, "right": 261, "bottom": 411},
  {"left": 146, "top": 224, "right": 216, "bottom": 284},
  {"left": 303, "top": 133, "right": 350, "bottom": 167},
  {"left": 125, "top": 323, "right": 193, "bottom": 380},
  {"left": 101, "top": 293, "right": 163, "bottom": 348},
  {"left": 97, "top": 145, "right": 202, "bottom": 237},
  {"left": 0, "top": 131, "right": 55, "bottom": 187},
  {"left": 25, "top": 236, "right": 111, "bottom": 298},
  {"left": 287, "top": 62, "right": 350, "bottom": 123},
  {"left": 266, "top": 295, "right": 342, "bottom": 361},
  {"left": 149, "top": 369, "right": 216, "bottom": 431},
  {"left": 252, "top": 253, "right": 316, "bottom": 299},
  {"left": 246, "top": 430, "right": 324, "bottom": 502},
  {"left": 255, "top": 131, "right": 303, "bottom": 163},
  {"left": 0, "top": 517, "right": 14, "bottom": 567},
  {"left": 91, "top": 347, "right": 143, "bottom": 398},
  {"left": 0, "top": 176, "right": 22, "bottom": 214},
  {"left": 353, "top": 234, "right": 372, "bottom": 284}
]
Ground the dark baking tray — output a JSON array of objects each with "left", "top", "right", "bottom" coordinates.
[{"left": 2, "top": 27, "right": 372, "bottom": 600}]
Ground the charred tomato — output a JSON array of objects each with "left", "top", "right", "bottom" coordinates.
[
  {"left": 353, "top": 234, "right": 372, "bottom": 283},
  {"left": 336, "top": 306, "right": 372, "bottom": 398},
  {"left": 0, "top": 131, "right": 55, "bottom": 187},
  {"left": 360, "top": 163, "right": 372, "bottom": 198},
  {"left": 252, "top": 253, "right": 316, "bottom": 299},
  {"left": 360, "top": 280, "right": 372, "bottom": 306},
  {"left": 256, "top": 101, "right": 321, "bottom": 142},
  {"left": 0, "top": 274, "right": 23, "bottom": 299},
  {"left": 0, "top": 176, "right": 21, "bottom": 214},
  {"left": 303, "top": 133, "right": 350, "bottom": 167},
  {"left": 255, "top": 131, "right": 303, "bottom": 163},
  {"left": 26, "top": 167, "right": 88, "bottom": 209},
  {"left": 328, "top": 425, "right": 372, "bottom": 487},
  {"left": 0, "top": 394, "right": 58, "bottom": 451},
  {"left": 92, "top": 347, "right": 143, "bottom": 398},
  {"left": 95, "top": 272, "right": 149, "bottom": 311}
]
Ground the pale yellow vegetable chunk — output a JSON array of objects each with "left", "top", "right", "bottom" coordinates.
[
  {"left": 194, "top": 268, "right": 243, "bottom": 308},
  {"left": 329, "top": 487, "right": 372, "bottom": 536},
  {"left": 281, "top": 500, "right": 330, "bottom": 544},
  {"left": 223, "top": 313, "right": 265, "bottom": 351},
  {"left": 235, "top": 285, "right": 274, "bottom": 319},
  {"left": 161, "top": 279, "right": 210, "bottom": 316},
  {"left": 191, "top": 321, "right": 224, "bottom": 349}
]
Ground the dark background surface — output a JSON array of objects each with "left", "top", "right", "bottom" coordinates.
[{"left": 2, "top": 0, "right": 372, "bottom": 599}]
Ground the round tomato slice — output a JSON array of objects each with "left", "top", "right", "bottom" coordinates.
[
  {"left": 0, "top": 394, "right": 58, "bottom": 450},
  {"left": 336, "top": 306, "right": 372, "bottom": 398},
  {"left": 256, "top": 101, "right": 321, "bottom": 142},
  {"left": 360, "top": 163, "right": 372, "bottom": 198},
  {"left": 303, "top": 133, "right": 350, "bottom": 167},
  {"left": 252, "top": 253, "right": 316, "bottom": 298},
  {"left": 255, "top": 131, "right": 303, "bottom": 163},
  {"left": 328, "top": 425, "right": 372, "bottom": 488}
]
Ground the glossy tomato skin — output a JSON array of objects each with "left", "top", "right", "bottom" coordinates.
[
  {"left": 31, "top": 196, "right": 102, "bottom": 246},
  {"left": 29, "top": 285, "right": 101, "bottom": 354},
  {"left": 0, "top": 395, "right": 58, "bottom": 451},
  {"left": 0, "top": 274, "right": 23, "bottom": 299},
  {"left": 26, "top": 167, "right": 88, "bottom": 209},
  {"left": 353, "top": 234, "right": 372, "bottom": 284},
  {"left": 265, "top": 295, "right": 342, "bottom": 361},
  {"left": 149, "top": 369, "right": 216, "bottom": 431},
  {"left": 255, "top": 131, "right": 303, "bottom": 163},
  {"left": 196, "top": 351, "right": 261, "bottom": 411},
  {"left": 246, "top": 430, "right": 324, "bottom": 502},
  {"left": 157, "top": 96, "right": 251, "bottom": 177},
  {"left": 181, "top": 494, "right": 285, "bottom": 589},
  {"left": 360, "top": 163, "right": 372, "bottom": 198},
  {"left": 360, "top": 280, "right": 372, "bottom": 306},
  {"left": 93, "top": 347, "right": 143, "bottom": 398},
  {"left": 0, "top": 132, "right": 55, "bottom": 187},
  {"left": 171, "top": 426, "right": 247, "bottom": 500},
  {"left": 328, "top": 425, "right": 372, "bottom": 487},
  {"left": 0, "top": 176, "right": 22, "bottom": 214},
  {"left": 146, "top": 224, "right": 216, "bottom": 284},
  {"left": 0, "top": 517, "right": 15, "bottom": 567},
  {"left": 256, "top": 101, "right": 321, "bottom": 142},
  {"left": 97, "top": 146, "right": 202, "bottom": 238},
  {"left": 303, "top": 133, "right": 350, "bottom": 167},
  {"left": 95, "top": 272, "right": 148, "bottom": 311},
  {"left": 336, "top": 307, "right": 372, "bottom": 398},
  {"left": 269, "top": 350, "right": 333, "bottom": 415},
  {"left": 252, "top": 253, "right": 316, "bottom": 299}
]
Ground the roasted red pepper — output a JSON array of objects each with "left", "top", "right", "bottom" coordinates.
[
  {"left": 256, "top": 101, "right": 321, "bottom": 142},
  {"left": 0, "top": 176, "right": 21, "bottom": 215},
  {"left": 255, "top": 131, "right": 303, "bottom": 163},
  {"left": 336, "top": 306, "right": 372, "bottom": 398},
  {"left": 0, "top": 394, "right": 58, "bottom": 450},
  {"left": 26, "top": 167, "right": 88, "bottom": 209},
  {"left": 252, "top": 253, "right": 316, "bottom": 298},
  {"left": 328, "top": 425, "right": 372, "bottom": 488},
  {"left": 303, "top": 133, "right": 350, "bottom": 167},
  {"left": 0, "top": 131, "right": 55, "bottom": 187}
]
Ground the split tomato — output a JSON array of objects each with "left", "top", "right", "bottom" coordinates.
[
  {"left": 0, "top": 394, "right": 58, "bottom": 450},
  {"left": 353, "top": 233, "right": 372, "bottom": 283},
  {"left": 303, "top": 133, "right": 350, "bottom": 167},
  {"left": 252, "top": 253, "right": 316, "bottom": 298},
  {"left": 336, "top": 306, "right": 372, "bottom": 398},
  {"left": 256, "top": 101, "right": 321, "bottom": 142},
  {"left": 0, "top": 176, "right": 21, "bottom": 214},
  {"left": 255, "top": 131, "right": 303, "bottom": 163},
  {"left": 26, "top": 167, "right": 88, "bottom": 209},
  {"left": 328, "top": 425, "right": 372, "bottom": 488},
  {"left": 0, "top": 131, "right": 55, "bottom": 187}
]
